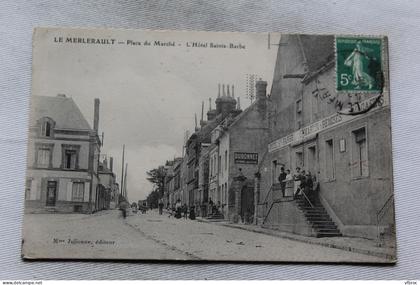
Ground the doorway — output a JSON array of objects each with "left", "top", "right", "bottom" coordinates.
[
  {"left": 46, "top": 181, "right": 57, "bottom": 206},
  {"left": 240, "top": 183, "right": 254, "bottom": 224}
]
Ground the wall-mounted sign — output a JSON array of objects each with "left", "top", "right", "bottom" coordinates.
[
  {"left": 268, "top": 93, "right": 388, "bottom": 153},
  {"left": 234, "top": 152, "right": 258, "bottom": 164}
]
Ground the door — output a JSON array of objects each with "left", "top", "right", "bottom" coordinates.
[
  {"left": 241, "top": 183, "right": 254, "bottom": 224},
  {"left": 46, "top": 181, "right": 57, "bottom": 206}
]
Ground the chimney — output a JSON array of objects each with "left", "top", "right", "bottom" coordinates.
[
  {"left": 110, "top": 157, "right": 114, "bottom": 172},
  {"left": 256, "top": 79, "right": 267, "bottom": 100},
  {"left": 207, "top": 97, "right": 217, "bottom": 121},
  {"left": 93, "top": 98, "right": 100, "bottom": 133},
  {"left": 256, "top": 79, "right": 267, "bottom": 114},
  {"left": 194, "top": 113, "right": 198, "bottom": 131}
]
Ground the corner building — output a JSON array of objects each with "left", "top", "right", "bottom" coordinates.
[
  {"left": 25, "top": 95, "right": 102, "bottom": 213},
  {"left": 256, "top": 35, "right": 394, "bottom": 239}
]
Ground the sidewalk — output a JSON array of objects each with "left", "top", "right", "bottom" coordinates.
[{"left": 196, "top": 216, "right": 396, "bottom": 261}]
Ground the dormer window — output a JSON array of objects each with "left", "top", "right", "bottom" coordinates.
[
  {"left": 42, "top": 121, "right": 51, "bottom": 137},
  {"left": 39, "top": 117, "right": 55, "bottom": 137}
]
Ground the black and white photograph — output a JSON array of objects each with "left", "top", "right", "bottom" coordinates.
[{"left": 21, "top": 27, "right": 396, "bottom": 263}]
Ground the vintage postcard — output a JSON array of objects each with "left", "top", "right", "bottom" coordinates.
[{"left": 22, "top": 27, "right": 396, "bottom": 263}]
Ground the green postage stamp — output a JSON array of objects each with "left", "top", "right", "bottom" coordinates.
[{"left": 336, "top": 37, "right": 383, "bottom": 92}]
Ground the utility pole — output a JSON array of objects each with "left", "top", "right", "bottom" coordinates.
[
  {"left": 120, "top": 144, "right": 125, "bottom": 197},
  {"left": 124, "top": 163, "right": 128, "bottom": 200}
]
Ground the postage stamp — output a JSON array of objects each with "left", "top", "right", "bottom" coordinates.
[{"left": 336, "top": 37, "right": 383, "bottom": 92}]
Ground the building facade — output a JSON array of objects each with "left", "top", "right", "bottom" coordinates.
[
  {"left": 256, "top": 35, "right": 394, "bottom": 239},
  {"left": 209, "top": 80, "right": 269, "bottom": 222},
  {"left": 98, "top": 156, "right": 119, "bottom": 210},
  {"left": 25, "top": 95, "right": 102, "bottom": 213}
]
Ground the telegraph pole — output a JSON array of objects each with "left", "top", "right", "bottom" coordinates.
[{"left": 120, "top": 144, "right": 125, "bottom": 197}]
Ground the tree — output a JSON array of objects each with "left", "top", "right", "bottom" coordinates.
[{"left": 145, "top": 165, "right": 167, "bottom": 208}]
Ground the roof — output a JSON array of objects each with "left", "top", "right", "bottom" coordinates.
[
  {"left": 299, "top": 35, "right": 335, "bottom": 73},
  {"left": 30, "top": 95, "right": 92, "bottom": 130},
  {"left": 225, "top": 102, "right": 255, "bottom": 129}
]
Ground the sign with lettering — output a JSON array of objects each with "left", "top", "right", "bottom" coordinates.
[
  {"left": 268, "top": 94, "right": 387, "bottom": 153},
  {"left": 234, "top": 152, "right": 258, "bottom": 164}
]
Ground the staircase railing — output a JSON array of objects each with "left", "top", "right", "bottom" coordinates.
[
  {"left": 261, "top": 184, "right": 275, "bottom": 224},
  {"left": 300, "top": 190, "right": 314, "bottom": 208},
  {"left": 376, "top": 194, "right": 394, "bottom": 242},
  {"left": 262, "top": 181, "right": 316, "bottom": 224}
]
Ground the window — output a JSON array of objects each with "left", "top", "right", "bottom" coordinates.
[
  {"left": 37, "top": 148, "right": 51, "bottom": 168},
  {"left": 218, "top": 155, "right": 221, "bottom": 173},
  {"left": 42, "top": 121, "right": 51, "bottom": 137},
  {"left": 210, "top": 157, "right": 213, "bottom": 177},
  {"left": 72, "top": 182, "right": 85, "bottom": 202},
  {"left": 40, "top": 118, "right": 54, "bottom": 137},
  {"left": 25, "top": 179, "right": 32, "bottom": 200},
  {"left": 352, "top": 128, "right": 368, "bottom": 177},
  {"left": 224, "top": 150, "right": 228, "bottom": 171},
  {"left": 224, "top": 183, "right": 228, "bottom": 205},
  {"left": 307, "top": 146, "right": 316, "bottom": 174},
  {"left": 325, "top": 139, "right": 335, "bottom": 180},
  {"left": 64, "top": 150, "right": 77, "bottom": 169},
  {"left": 295, "top": 151, "right": 303, "bottom": 170},
  {"left": 61, "top": 144, "right": 80, "bottom": 170}
]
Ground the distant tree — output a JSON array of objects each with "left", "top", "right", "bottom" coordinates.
[
  {"left": 146, "top": 165, "right": 166, "bottom": 197},
  {"left": 145, "top": 165, "right": 167, "bottom": 208}
]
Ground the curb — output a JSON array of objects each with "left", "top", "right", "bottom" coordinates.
[{"left": 196, "top": 217, "right": 396, "bottom": 261}]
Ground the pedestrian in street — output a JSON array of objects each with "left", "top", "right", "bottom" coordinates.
[
  {"left": 182, "top": 203, "right": 188, "bottom": 219},
  {"left": 118, "top": 199, "right": 129, "bottom": 219},
  {"left": 278, "top": 167, "right": 287, "bottom": 197},
  {"left": 175, "top": 199, "right": 182, "bottom": 219},
  {"left": 189, "top": 205, "right": 196, "bottom": 220},
  {"left": 158, "top": 200, "right": 164, "bottom": 215},
  {"left": 208, "top": 198, "right": 214, "bottom": 216}
]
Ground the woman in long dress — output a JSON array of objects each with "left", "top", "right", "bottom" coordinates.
[{"left": 344, "top": 40, "right": 375, "bottom": 90}]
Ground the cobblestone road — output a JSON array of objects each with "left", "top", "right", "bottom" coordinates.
[{"left": 22, "top": 210, "right": 386, "bottom": 262}]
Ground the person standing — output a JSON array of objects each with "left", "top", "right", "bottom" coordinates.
[
  {"left": 158, "top": 199, "right": 164, "bottom": 215},
  {"left": 208, "top": 198, "right": 214, "bottom": 216},
  {"left": 182, "top": 203, "right": 188, "bottom": 219},
  {"left": 305, "top": 172, "right": 314, "bottom": 201},
  {"left": 278, "top": 167, "right": 287, "bottom": 197},
  {"left": 175, "top": 199, "right": 182, "bottom": 219}
]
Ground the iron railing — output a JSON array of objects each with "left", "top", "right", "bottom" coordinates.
[{"left": 376, "top": 194, "right": 394, "bottom": 243}]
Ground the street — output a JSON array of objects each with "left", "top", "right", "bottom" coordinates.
[{"left": 22, "top": 210, "right": 386, "bottom": 262}]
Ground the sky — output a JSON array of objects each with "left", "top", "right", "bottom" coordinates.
[{"left": 31, "top": 27, "right": 279, "bottom": 202}]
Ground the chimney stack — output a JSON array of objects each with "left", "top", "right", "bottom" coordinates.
[
  {"left": 93, "top": 98, "right": 100, "bottom": 133},
  {"left": 256, "top": 79, "right": 268, "bottom": 114},
  {"left": 207, "top": 97, "right": 217, "bottom": 121},
  {"left": 256, "top": 79, "right": 267, "bottom": 100}
]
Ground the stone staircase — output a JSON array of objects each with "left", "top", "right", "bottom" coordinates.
[
  {"left": 207, "top": 211, "right": 224, "bottom": 221},
  {"left": 295, "top": 195, "right": 342, "bottom": 238}
]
